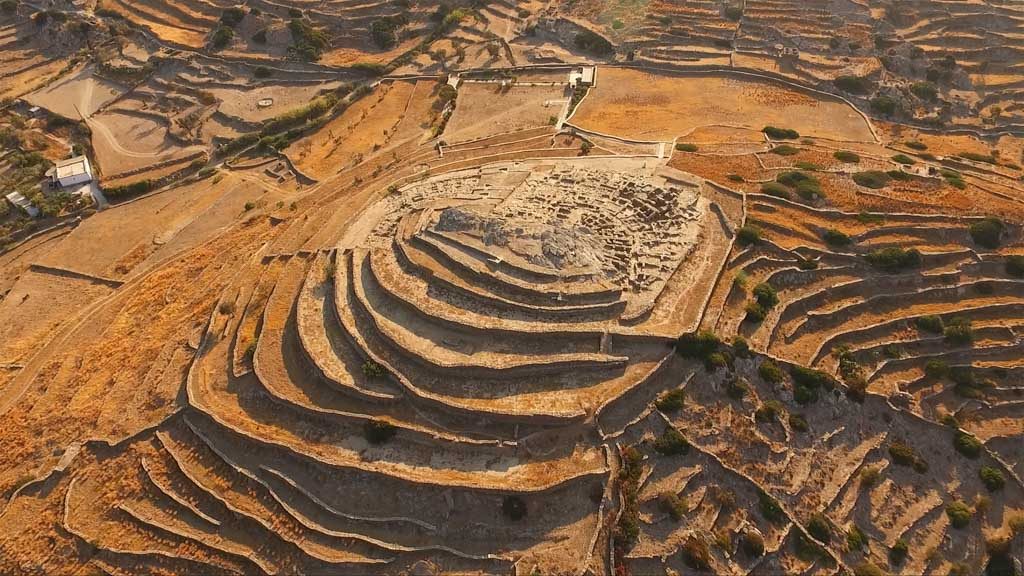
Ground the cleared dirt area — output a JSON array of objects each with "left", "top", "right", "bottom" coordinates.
[
  {"left": 444, "top": 82, "right": 569, "bottom": 143},
  {"left": 23, "top": 67, "right": 125, "bottom": 120},
  {"left": 88, "top": 111, "right": 204, "bottom": 177},
  {"left": 572, "top": 68, "right": 875, "bottom": 142}
]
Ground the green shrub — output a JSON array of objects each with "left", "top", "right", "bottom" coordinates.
[
  {"left": 946, "top": 500, "right": 973, "bottom": 529},
  {"left": 727, "top": 378, "right": 750, "bottom": 400},
  {"left": 574, "top": 30, "right": 613, "bottom": 55},
  {"left": 860, "top": 465, "right": 881, "bottom": 486},
  {"left": 889, "top": 440, "right": 927, "bottom": 472},
  {"left": 763, "top": 126, "right": 799, "bottom": 140},
  {"left": 1007, "top": 255, "right": 1024, "bottom": 278},
  {"left": 361, "top": 360, "right": 386, "bottom": 378},
  {"left": 659, "top": 492, "right": 688, "bottom": 520},
  {"left": 905, "top": 140, "right": 928, "bottom": 151},
  {"left": 758, "top": 359, "right": 785, "bottom": 384},
  {"left": 289, "top": 18, "right": 329, "bottom": 61},
  {"left": 910, "top": 81, "right": 938, "bottom": 100},
  {"left": 887, "top": 169, "right": 913, "bottom": 181},
  {"left": 502, "top": 495, "right": 527, "bottom": 520},
  {"left": 252, "top": 28, "right": 267, "bottom": 43},
  {"left": 864, "top": 247, "right": 922, "bottom": 273},
  {"left": 969, "top": 217, "right": 1004, "bottom": 249},
  {"left": 732, "top": 336, "right": 751, "bottom": 358},
  {"left": 755, "top": 400, "right": 784, "bottom": 424},
  {"left": 253, "top": 65, "right": 272, "bottom": 78},
  {"left": 795, "top": 161, "right": 821, "bottom": 170},
  {"left": 823, "top": 229, "right": 852, "bottom": 247},
  {"left": 752, "top": 283, "right": 778, "bottom": 308},
  {"left": 944, "top": 317, "right": 974, "bottom": 345},
  {"left": 724, "top": 5, "right": 744, "bottom": 20},
  {"left": 369, "top": 15, "right": 406, "bottom": 49},
  {"left": 834, "top": 150, "right": 861, "bottom": 163},
  {"left": 736, "top": 225, "right": 762, "bottom": 246},
  {"left": 959, "top": 151, "right": 999, "bottom": 165},
  {"left": 655, "top": 388, "right": 685, "bottom": 412},
  {"left": 211, "top": 26, "right": 234, "bottom": 49},
  {"left": 788, "top": 413, "right": 809, "bottom": 432},
  {"left": 857, "top": 211, "right": 885, "bottom": 224},
  {"left": 870, "top": 96, "right": 898, "bottom": 115},
  {"left": 1, "top": 0, "right": 17, "bottom": 13},
  {"left": 744, "top": 302, "right": 766, "bottom": 323},
  {"left": 654, "top": 428, "right": 690, "bottom": 456},
  {"left": 892, "top": 154, "right": 916, "bottom": 165},
  {"left": 363, "top": 419, "right": 397, "bottom": 444},
  {"left": 807, "top": 513, "right": 831, "bottom": 543},
  {"left": 924, "top": 359, "right": 949, "bottom": 378},
  {"left": 220, "top": 6, "right": 245, "bottom": 26},
  {"left": 675, "top": 143, "right": 698, "bottom": 152},
  {"left": 705, "top": 352, "right": 728, "bottom": 372},
  {"left": 953, "top": 431, "right": 982, "bottom": 459},
  {"left": 979, "top": 466, "right": 1005, "bottom": 491},
  {"left": 758, "top": 490, "right": 786, "bottom": 524},
  {"left": 853, "top": 170, "right": 892, "bottom": 189},
  {"left": 889, "top": 539, "right": 908, "bottom": 565},
  {"left": 771, "top": 144, "right": 800, "bottom": 156},
  {"left": 676, "top": 331, "right": 720, "bottom": 358},
  {"left": 761, "top": 182, "right": 791, "bottom": 198},
  {"left": 917, "top": 315, "right": 944, "bottom": 334},
  {"left": 835, "top": 75, "right": 873, "bottom": 94},
  {"left": 741, "top": 530, "right": 765, "bottom": 557},
  {"left": 847, "top": 525, "right": 867, "bottom": 551},
  {"left": 727, "top": 173, "right": 745, "bottom": 183}
]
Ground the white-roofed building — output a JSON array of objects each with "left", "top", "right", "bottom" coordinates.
[
  {"left": 5, "top": 191, "right": 39, "bottom": 218},
  {"left": 46, "top": 155, "right": 93, "bottom": 188}
]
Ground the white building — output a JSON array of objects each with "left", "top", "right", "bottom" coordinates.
[
  {"left": 569, "top": 66, "right": 596, "bottom": 88},
  {"left": 5, "top": 191, "right": 39, "bottom": 218},
  {"left": 47, "top": 155, "right": 93, "bottom": 188}
]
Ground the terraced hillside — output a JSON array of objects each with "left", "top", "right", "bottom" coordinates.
[{"left": 1, "top": 0, "right": 1024, "bottom": 574}]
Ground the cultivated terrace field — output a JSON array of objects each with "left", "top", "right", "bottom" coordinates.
[{"left": 1, "top": 0, "right": 1023, "bottom": 575}]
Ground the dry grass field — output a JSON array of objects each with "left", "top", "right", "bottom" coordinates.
[{"left": 572, "top": 68, "right": 875, "bottom": 142}]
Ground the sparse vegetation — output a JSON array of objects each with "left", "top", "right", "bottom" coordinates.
[
  {"left": 653, "top": 428, "right": 690, "bottom": 456},
  {"left": 946, "top": 500, "right": 973, "bottom": 529},
  {"left": 675, "top": 143, "right": 698, "bottom": 152},
  {"left": 655, "top": 388, "right": 685, "bottom": 412},
  {"left": 363, "top": 419, "right": 397, "bottom": 444},
  {"left": 968, "top": 217, "right": 1005, "bottom": 249},
  {"left": 853, "top": 170, "right": 892, "bottom": 189},
  {"left": 736, "top": 225, "right": 762, "bottom": 246},
  {"left": 864, "top": 247, "right": 922, "bottom": 273},
  {"left": 502, "top": 495, "right": 527, "bottom": 520},
  {"left": 659, "top": 492, "right": 687, "bottom": 520},
  {"left": 833, "top": 150, "right": 861, "bottom": 163},
  {"left": 823, "top": 229, "right": 852, "bottom": 247}
]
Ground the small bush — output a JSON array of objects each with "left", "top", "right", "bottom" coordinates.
[
  {"left": 917, "top": 315, "right": 945, "bottom": 334},
  {"left": 960, "top": 151, "right": 999, "bottom": 165},
  {"left": 655, "top": 388, "right": 685, "bottom": 412},
  {"left": 892, "top": 154, "right": 916, "bottom": 165},
  {"left": 807, "top": 513, "right": 831, "bottom": 543},
  {"left": 925, "top": 359, "right": 950, "bottom": 378},
  {"left": 946, "top": 500, "right": 973, "bottom": 529},
  {"left": 944, "top": 317, "right": 974, "bottom": 345},
  {"left": 361, "top": 360, "right": 386, "bottom": 378},
  {"left": 736, "top": 225, "right": 762, "bottom": 246},
  {"left": 758, "top": 491, "right": 786, "bottom": 524},
  {"left": 253, "top": 65, "right": 272, "bottom": 78},
  {"left": 853, "top": 170, "right": 892, "bottom": 189},
  {"left": 211, "top": 26, "right": 234, "bottom": 49},
  {"left": 788, "top": 413, "right": 809, "bottom": 432},
  {"left": 953, "top": 431, "right": 982, "bottom": 459},
  {"left": 847, "top": 525, "right": 867, "bottom": 551},
  {"left": 889, "top": 440, "right": 927, "bottom": 472},
  {"left": 363, "top": 419, "right": 397, "bottom": 444},
  {"left": 220, "top": 6, "right": 245, "bottom": 26},
  {"left": 835, "top": 75, "right": 873, "bottom": 94},
  {"left": 823, "top": 229, "right": 852, "bottom": 247},
  {"left": 761, "top": 182, "right": 791, "bottom": 199},
  {"left": 732, "top": 336, "right": 751, "bottom": 358},
  {"left": 676, "top": 331, "right": 720, "bottom": 358},
  {"left": 771, "top": 144, "right": 800, "bottom": 156},
  {"left": 758, "top": 359, "right": 785, "bottom": 384},
  {"left": 727, "top": 173, "right": 745, "bottom": 183},
  {"left": 744, "top": 302, "right": 766, "bottom": 323},
  {"left": 752, "top": 283, "right": 778, "bottom": 308},
  {"left": 1005, "top": 255, "right": 1024, "bottom": 277},
  {"left": 675, "top": 143, "right": 698, "bottom": 152},
  {"left": 724, "top": 5, "right": 743, "bottom": 20},
  {"left": 910, "top": 81, "right": 938, "bottom": 100},
  {"left": 705, "top": 352, "right": 728, "bottom": 372},
  {"left": 860, "top": 465, "right": 881, "bottom": 486},
  {"left": 969, "top": 217, "right": 1005, "bottom": 249},
  {"left": 573, "top": 29, "right": 613, "bottom": 55},
  {"left": 502, "top": 495, "right": 527, "bottom": 520},
  {"left": 833, "top": 150, "right": 861, "bottom": 163},
  {"left": 726, "top": 378, "right": 750, "bottom": 400},
  {"left": 659, "top": 492, "right": 688, "bottom": 521},
  {"left": 905, "top": 140, "right": 928, "bottom": 150},
  {"left": 864, "top": 247, "right": 922, "bottom": 273},
  {"left": 755, "top": 400, "right": 784, "bottom": 424},
  {"left": 870, "top": 95, "right": 898, "bottom": 115},
  {"left": 979, "top": 466, "right": 1005, "bottom": 491},
  {"left": 653, "top": 428, "right": 690, "bottom": 456},
  {"left": 741, "top": 530, "right": 765, "bottom": 557},
  {"left": 763, "top": 126, "right": 799, "bottom": 140},
  {"left": 889, "top": 539, "right": 908, "bottom": 565}
]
